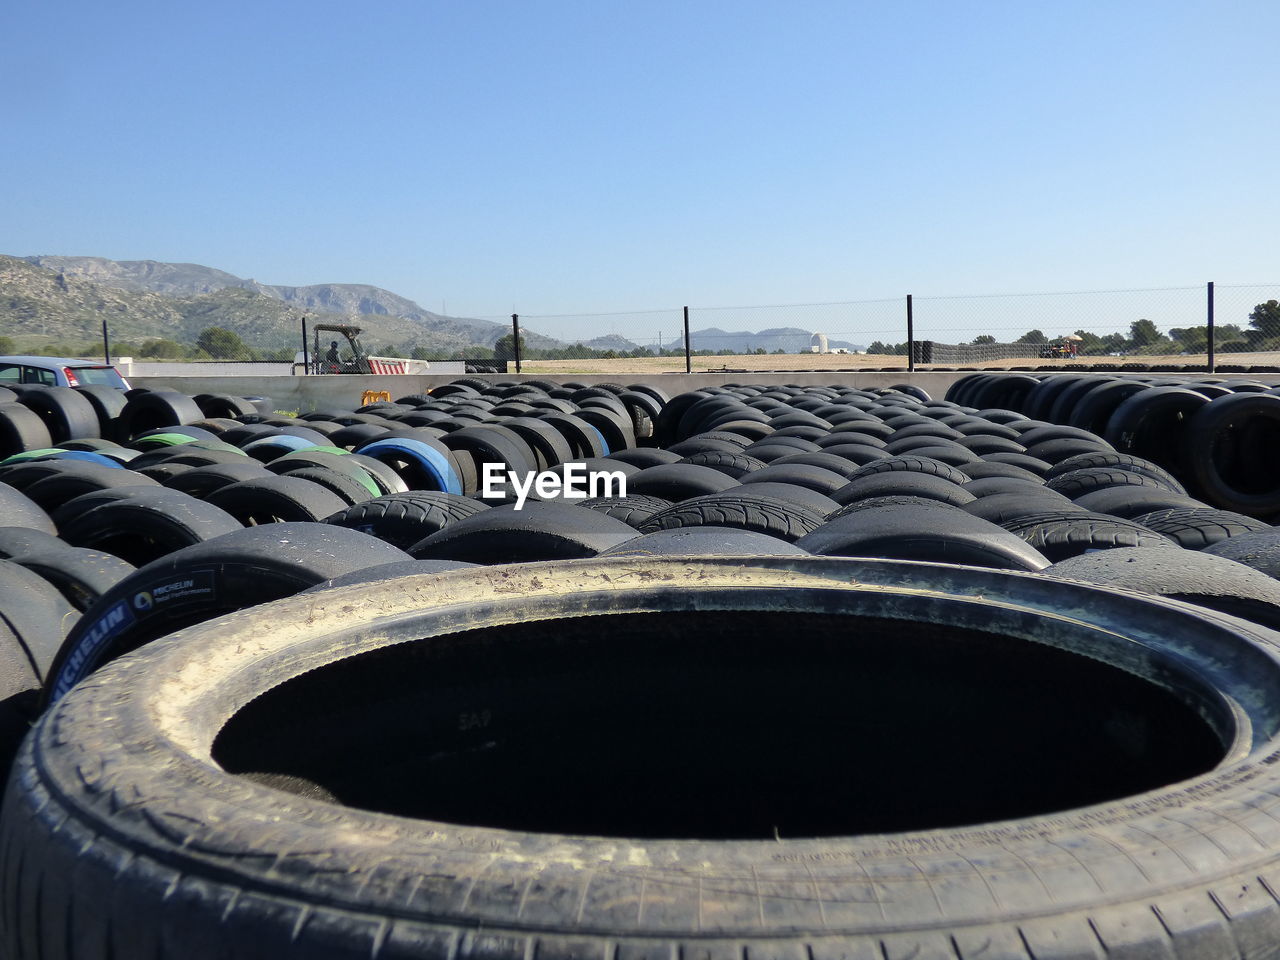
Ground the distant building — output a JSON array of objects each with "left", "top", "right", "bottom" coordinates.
[{"left": 810, "top": 332, "right": 830, "bottom": 354}]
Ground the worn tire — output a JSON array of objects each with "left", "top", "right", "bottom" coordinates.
[
  {"left": 325, "top": 492, "right": 491, "bottom": 549},
  {"left": 639, "top": 493, "right": 826, "bottom": 542},
  {"left": 1001, "top": 510, "right": 1178, "bottom": 561},
  {"left": 43, "top": 523, "right": 412, "bottom": 705},
  {"left": 17, "top": 557, "right": 1280, "bottom": 958}
]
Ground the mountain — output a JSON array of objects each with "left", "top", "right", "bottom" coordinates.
[
  {"left": 4, "top": 255, "right": 560, "bottom": 352},
  {"left": 689, "top": 326, "right": 860, "bottom": 353},
  {"left": 581, "top": 334, "right": 645, "bottom": 352}
]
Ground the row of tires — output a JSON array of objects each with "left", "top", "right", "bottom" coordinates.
[
  {"left": 5, "top": 378, "right": 1280, "bottom": 956},
  {"left": 946, "top": 372, "right": 1280, "bottom": 516}
]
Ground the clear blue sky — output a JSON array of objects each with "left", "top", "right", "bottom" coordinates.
[{"left": 4, "top": 0, "right": 1277, "bottom": 344}]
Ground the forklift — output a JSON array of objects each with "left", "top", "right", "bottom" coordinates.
[{"left": 311, "top": 324, "right": 375, "bottom": 374}]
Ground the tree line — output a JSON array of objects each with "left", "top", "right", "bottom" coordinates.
[{"left": 864, "top": 301, "right": 1280, "bottom": 356}]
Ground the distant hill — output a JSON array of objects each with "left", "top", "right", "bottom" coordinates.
[
  {"left": 581, "top": 334, "right": 645, "bottom": 352},
  {"left": 7, "top": 255, "right": 851, "bottom": 357},
  {"left": 5, "top": 255, "right": 562, "bottom": 353},
  {"left": 690, "top": 326, "right": 860, "bottom": 353}
]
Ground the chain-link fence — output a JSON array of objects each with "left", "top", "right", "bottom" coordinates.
[
  {"left": 54, "top": 282, "right": 1280, "bottom": 374},
  {"left": 506, "top": 283, "right": 1280, "bottom": 372},
  {"left": 911, "top": 286, "right": 1208, "bottom": 365}
]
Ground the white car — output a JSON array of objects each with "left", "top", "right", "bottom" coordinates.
[{"left": 0, "top": 356, "right": 131, "bottom": 390}]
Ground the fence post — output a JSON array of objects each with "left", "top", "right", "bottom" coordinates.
[
  {"left": 300, "top": 315, "right": 309, "bottom": 375},
  {"left": 1206, "top": 282, "right": 1215, "bottom": 374},
  {"left": 512, "top": 313, "right": 522, "bottom": 373},
  {"left": 683, "top": 306, "right": 691, "bottom": 374},
  {"left": 906, "top": 294, "right": 915, "bottom": 373},
  {"left": 101, "top": 320, "right": 111, "bottom": 365}
]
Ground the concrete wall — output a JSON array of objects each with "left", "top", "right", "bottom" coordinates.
[{"left": 131, "top": 371, "right": 971, "bottom": 412}]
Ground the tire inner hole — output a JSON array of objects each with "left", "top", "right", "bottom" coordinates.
[{"left": 213, "top": 610, "right": 1225, "bottom": 839}]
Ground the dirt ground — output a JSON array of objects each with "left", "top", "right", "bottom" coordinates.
[{"left": 515, "top": 352, "right": 1280, "bottom": 375}]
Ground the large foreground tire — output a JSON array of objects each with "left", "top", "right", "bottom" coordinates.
[{"left": 10, "top": 557, "right": 1280, "bottom": 957}]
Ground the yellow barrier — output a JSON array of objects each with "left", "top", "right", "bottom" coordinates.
[{"left": 360, "top": 390, "right": 392, "bottom": 405}]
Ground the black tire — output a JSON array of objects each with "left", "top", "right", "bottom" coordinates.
[
  {"left": 1045, "top": 466, "right": 1172, "bottom": 499},
  {"left": 327, "top": 423, "right": 392, "bottom": 449},
  {"left": 841, "top": 454, "right": 972, "bottom": 486},
  {"left": 1203, "top": 528, "right": 1280, "bottom": 578},
  {"left": 627, "top": 463, "right": 741, "bottom": 502},
  {"left": 1070, "top": 485, "right": 1207, "bottom": 519},
  {"left": 960, "top": 459, "right": 1047, "bottom": 482},
  {"left": 888, "top": 442, "right": 981, "bottom": 467},
  {"left": 719, "top": 480, "right": 840, "bottom": 515},
  {"left": 0, "top": 558, "right": 79, "bottom": 682},
  {"left": 1021, "top": 374, "right": 1080, "bottom": 420},
  {"left": 0, "top": 485, "right": 55, "bottom": 534},
  {"left": 18, "top": 463, "right": 161, "bottom": 512},
  {"left": 652, "top": 390, "right": 715, "bottom": 447},
  {"left": 601, "top": 448, "right": 682, "bottom": 468},
  {"left": 1186, "top": 392, "right": 1280, "bottom": 517},
  {"left": 575, "top": 407, "right": 636, "bottom": 452},
  {"left": 500, "top": 417, "right": 577, "bottom": 469},
  {"left": 344, "top": 453, "right": 410, "bottom": 495},
  {"left": 58, "top": 488, "right": 245, "bottom": 566},
  {"left": 43, "top": 523, "right": 413, "bottom": 705},
  {"left": 1131, "top": 507, "right": 1271, "bottom": 549},
  {"left": 16, "top": 386, "right": 101, "bottom": 443},
  {"left": 831, "top": 470, "right": 976, "bottom": 508},
  {"left": 675, "top": 451, "right": 770, "bottom": 479},
  {"left": 577, "top": 495, "right": 674, "bottom": 528},
  {"left": 962, "top": 476, "right": 1050, "bottom": 497},
  {"left": 813, "top": 442, "right": 891, "bottom": 465},
  {"left": 0, "top": 403, "right": 53, "bottom": 457},
  {"left": 1103, "top": 386, "right": 1211, "bottom": 474},
  {"left": 1023, "top": 436, "right": 1115, "bottom": 464},
  {"left": 667, "top": 437, "right": 750, "bottom": 457},
  {"left": 1065, "top": 379, "right": 1150, "bottom": 435},
  {"left": 597, "top": 525, "right": 809, "bottom": 556},
  {"left": 1047, "top": 375, "right": 1111, "bottom": 424},
  {"left": 980, "top": 451, "right": 1053, "bottom": 475},
  {"left": 706, "top": 418, "right": 776, "bottom": 443},
  {"left": 116, "top": 390, "right": 204, "bottom": 440},
  {"left": 408, "top": 501, "right": 639, "bottom": 563},
  {"left": 160, "top": 461, "right": 274, "bottom": 498},
  {"left": 206, "top": 475, "right": 351, "bottom": 524},
  {"left": 736, "top": 440, "right": 818, "bottom": 462},
  {"left": 1045, "top": 451, "right": 1187, "bottom": 493},
  {"left": 639, "top": 493, "right": 826, "bottom": 542},
  {"left": 325, "top": 492, "right": 491, "bottom": 549},
  {"left": 0, "top": 561, "right": 75, "bottom": 777},
  {"left": 279, "top": 465, "right": 377, "bottom": 505},
  {"left": 1019, "top": 424, "right": 1110, "bottom": 447},
  {"left": 887, "top": 422, "right": 963, "bottom": 444},
  {"left": 1000, "top": 511, "right": 1178, "bottom": 561},
  {"left": 797, "top": 501, "right": 1051, "bottom": 570},
  {"left": 765, "top": 451, "right": 865, "bottom": 478},
  {"left": 1045, "top": 546, "right": 1280, "bottom": 631},
  {"left": 962, "top": 491, "right": 1085, "bottom": 525},
  {"left": 1, "top": 544, "right": 136, "bottom": 611},
  {"left": 263, "top": 450, "right": 380, "bottom": 494},
  {"left": 955, "top": 434, "right": 1026, "bottom": 456},
  {"left": 193, "top": 393, "right": 259, "bottom": 419},
  {"left": 73, "top": 385, "right": 129, "bottom": 439},
  {"left": 536, "top": 413, "right": 608, "bottom": 460},
  {"left": 738, "top": 463, "right": 849, "bottom": 496}
]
